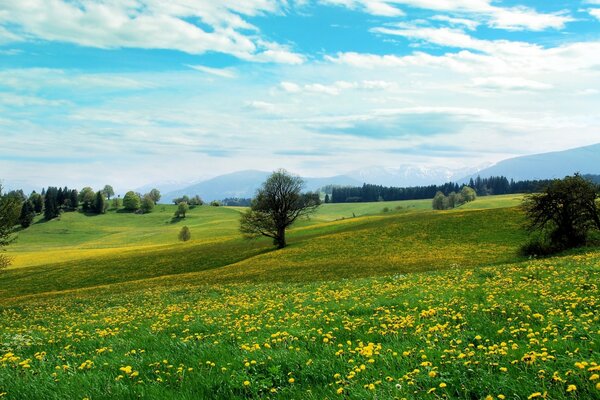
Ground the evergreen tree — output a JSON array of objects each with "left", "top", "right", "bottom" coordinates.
[
  {"left": 324, "top": 194, "right": 330, "bottom": 203},
  {"left": 69, "top": 189, "right": 79, "bottom": 211},
  {"left": 57, "top": 187, "right": 65, "bottom": 209},
  {"left": 44, "top": 187, "right": 60, "bottom": 220},
  {"left": 94, "top": 191, "right": 106, "bottom": 214},
  {"left": 19, "top": 200, "right": 35, "bottom": 228}
]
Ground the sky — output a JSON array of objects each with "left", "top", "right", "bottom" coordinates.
[{"left": 1, "top": 0, "right": 600, "bottom": 192}]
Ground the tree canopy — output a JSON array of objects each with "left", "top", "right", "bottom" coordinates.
[
  {"left": 522, "top": 174, "right": 600, "bottom": 254},
  {"left": 240, "top": 169, "right": 321, "bottom": 249}
]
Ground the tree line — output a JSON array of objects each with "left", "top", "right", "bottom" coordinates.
[
  {"left": 327, "top": 175, "right": 600, "bottom": 204},
  {"left": 0, "top": 184, "right": 169, "bottom": 231}
]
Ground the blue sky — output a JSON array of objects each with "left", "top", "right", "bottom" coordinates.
[{"left": 1, "top": 0, "right": 600, "bottom": 191}]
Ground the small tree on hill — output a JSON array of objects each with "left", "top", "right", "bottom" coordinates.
[
  {"left": 432, "top": 191, "right": 448, "bottom": 210},
  {"left": 148, "top": 188, "right": 161, "bottom": 204},
  {"left": 178, "top": 226, "right": 191, "bottom": 242},
  {"left": 79, "top": 187, "right": 95, "bottom": 212},
  {"left": 102, "top": 185, "right": 115, "bottom": 200},
  {"left": 175, "top": 201, "right": 189, "bottom": 218},
  {"left": 141, "top": 194, "right": 155, "bottom": 213},
  {"left": 522, "top": 174, "right": 600, "bottom": 254},
  {"left": 240, "top": 169, "right": 321, "bottom": 249},
  {"left": 30, "top": 191, "right": 44, "bottom": 214},
  {"left": 461, "top": 186, "right": 477, "bottom": 202},
  {"left": 123, "top": 191, "right": 141, "bottom": 211}
]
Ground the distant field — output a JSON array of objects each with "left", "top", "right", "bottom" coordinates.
[{"left": 5, "top": 194, "right": 523, "bottom": 269}]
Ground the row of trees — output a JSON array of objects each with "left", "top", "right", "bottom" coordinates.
[
  {"left": 432, "top": 186, "right": 477, "bottom": 210},
  {"left": 328, "top": 175, "right": 583, "bottom": 204}
]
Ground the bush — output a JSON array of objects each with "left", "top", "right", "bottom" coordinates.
[
  {"left": 178, "top": 226, "right": 191, "bottom": 242},
  {"left": 123, "top": 191, "right": 141, "bottom": 211}
]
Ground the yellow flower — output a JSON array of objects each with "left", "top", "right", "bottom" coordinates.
[
  {"left": 566, "top": 385, "right": 576, "bottom": 392},
  {"left": 336, "top": 388, "right": 344, "bottom": 395},
  {"left": 439, "top": 382, "right": 447, "bottom": 388},
  {"left": 288, "top": 378, "right": 295, "bottom": 384},
  {"left": 119, "top": 366, "right": 132, "bottom": 375},
  {"left": 428, "top": 371, "right": 437, "bottom": 378},
  {"left": 243, "top": 380, "right": 250, "bottom": 387},
  {"left": 528, "top": 393, "right": 542, "bottom": 399}
]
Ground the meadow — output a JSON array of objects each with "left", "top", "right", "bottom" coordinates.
[{"left": 1, "top": 194, "right": 599, "bottom": 399}]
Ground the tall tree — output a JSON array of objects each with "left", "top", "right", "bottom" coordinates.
[
  {"left": 94, "top": 191, "right": 106, "bottom": 214},
  {"left": 44, "top": 187, "right": 60, "bottom": 220},
  {"left": 240, "top": 169, "right": 321, "bottom": 249},
  {"left": 102, "top": 185, "right": 115, "bottom": 200},
  {"left": 147, "top": 188, "right": 161, "bottom": 204},
  {"left": 0, "top": 185, "right": 20, "bottom": 271},
  {"left": 69, "top": 189, "right": 79, "bottom": 211},
  {"left": 19, "top": 200, "right": 35, "bottom": 228}
]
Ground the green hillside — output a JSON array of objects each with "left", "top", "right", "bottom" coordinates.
[{"left": 1, "top": 194, "right": 598, "bottom": 399}]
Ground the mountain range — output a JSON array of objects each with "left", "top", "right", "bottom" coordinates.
[{"left": 157, "top": 143, "right": 600, "bottom": 203}]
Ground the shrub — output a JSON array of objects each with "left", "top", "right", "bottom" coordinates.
[{"left": 178, "top": 226, "right": 191, "bottom": 242}]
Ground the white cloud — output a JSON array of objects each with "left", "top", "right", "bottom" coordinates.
[
  {"left": 0, "top": 68, "right": 151, "bottom": 91},
  {"left": 431, "top": 15, "right": 480, "bottom": 30},
  {"left": 471, "top": 76, "right": 552, "bottom": 91},
  {"left": 0, "top": 92, "right": 70, "bottom": 107},
  {"left": 334, "top": 28, "right": 600, "bottom": 75},
  {"left": 589, "top": 8, "right": 600, "bottom": 20},
  {"left": 279, "top": 80, "right": 397, "bottom": 95},
  {"left": 187, "top": 65, "right": 237, "bottom": 79},
  {"left": 330, "top": 0, "right": 572, "bottom": 31},
  {"left": 0, "top": 0, "right": 303, "bottom": 64}
]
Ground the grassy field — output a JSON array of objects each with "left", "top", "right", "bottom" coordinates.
[{"left": 1, "top": 194, "right": 598, "bottom": 399}]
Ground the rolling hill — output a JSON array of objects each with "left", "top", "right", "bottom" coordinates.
[{"left": 1, "top": 195, "right": 599, "bottom": 400}]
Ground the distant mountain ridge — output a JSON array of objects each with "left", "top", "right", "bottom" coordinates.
[
  {"left": 460, "top": 143, "right": 600, "bottom": 182},
  {"left": 155, "top": 142, "right": 600, "bottom": 203},
  {"left": 162, "top": 170, "right": 361, "bottom": 203}
]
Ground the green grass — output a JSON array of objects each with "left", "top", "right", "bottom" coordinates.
[{"left": 2, "top": 194, "right": 598, "bottom": 399}]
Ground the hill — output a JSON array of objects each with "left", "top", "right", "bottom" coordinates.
[
  {"left": 462, "top": 142, "right": 600, "bottom": 181},
  {"left": 0, "top": 196, "right": 598, "bottom": 398}
]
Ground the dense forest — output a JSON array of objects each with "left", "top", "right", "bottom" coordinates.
[{"left": 329, "top": 175, "right": 600, "bottom": 203}]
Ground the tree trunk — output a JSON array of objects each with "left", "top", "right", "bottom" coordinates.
[{"left": 276, "top": 226, "right": 286, "bottom": 249}]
